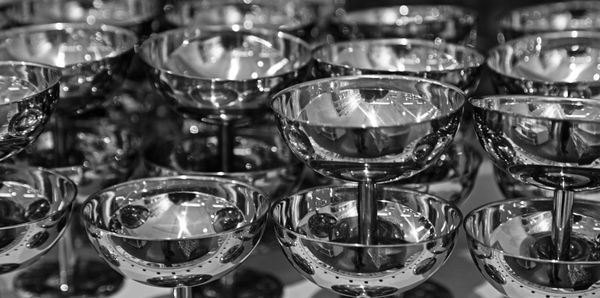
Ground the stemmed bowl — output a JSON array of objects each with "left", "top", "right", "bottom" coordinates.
[
  {"left": 471, "top": 95, "right": 600, "bottom": 262},
  {"left": 271, "top": 74, "right": 464, "bottom": 252},
  {"left": 82, "top": 176, "right": 269, "bottom": 298},
  {"left": 465, "top": 198, "right": 600, "bottom": 297},
  {"left": 272, "top": 186, "right": 462, "bottom": 297}
]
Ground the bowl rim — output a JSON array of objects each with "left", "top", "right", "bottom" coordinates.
[
  {"left": 271, "top": 185, "right": 463, "bottom": 248},
  {"left": 0, "top": 60, "right": 62, "bottom": 107},
  {"left": 469, "top": 94, "right": 600, "bottom": 123},
  {"left": 312, "top": 37, "right": 485, "bottom": 75},
  {"left": 0, "top": 22, "right": 138, "bottom": 68},
  {"left": 487, "top": 30, "right": 600, "bottom": 85},
  {"left": 81, "top": 175, "right": 270, "bottom": 241},
  {"left": 137, "top": 24, "right": 312, "bottom": 83},
  {"left": 270, "top": 74, "right": 467, "bottom": 128}
]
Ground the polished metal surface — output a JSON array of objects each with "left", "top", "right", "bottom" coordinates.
[
  {"left": 82, "top": 176, "right": 268, "bottom": 288},
  {"left": 165, "top": 0, "right": 317, "bottom": 41},
  {"left": 270, "top": 75, "right": 465, "bottom": 183},
  {"left": 143, "top": 124, "right": 303, "bottom": 200},
  {"left": 471, "top": 95, "right": 600, "bottom": 191},
  {"left": 0, "top": 23, "right": 137, "bottom": 113},
  {"left": 0, "top": 165, "right": 76, "bottom": 274},
  {"left": 493, "top": 166, "right": 600, "bottom": 201},
  {"left": 6, "top": 0, "right": 164, "bottom": 36},
  {"left": 312, "top": 38, "right": 484, "bottom": 95},
  {"left": 272, "top": 186, "right": 462, "bottom": 297},
  {"left": 138, "top": 25, "right": 312, "bottom": 123},
  {"left": 465, "top": 199, "right": 600, "bottom": 297},
  {"left": 387, "top": 142, "right": 482, "bottom": 205},
  {"left": 488, "top": 31, "right": 600, "bottom": 98},
  {"left": 498, "top": 1, "right": 600, "bottom": 43},
  {"left": 319, "top": 143, "right": 483, "bottom": 206},
  {"left": 0, "top": 61, "right": 60, "bottom": 161},
  {"left": 329, "top": 5, "right": 477, "bottom": 45}
]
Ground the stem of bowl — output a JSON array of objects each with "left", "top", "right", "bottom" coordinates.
[
  {"left": 218, "top": 121, "right": 235, "bottom": 172},
  {"left": 58, "top": 227, "right": 75, "bottom": 293},
  {"left": 552, "top": 189, "right": 574, "bottom": 261},
  {"left": 52, "top": 114, "right": 68, "bottom": 168},
  {"left": 173, "top": 286, "right": 192, "bottom": 298},
  {"left": 358, "top": 180, "right": 377, "bottom": 245}
]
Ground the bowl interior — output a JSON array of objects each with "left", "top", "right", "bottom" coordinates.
[
  {"left": 139, "top": 27, "right": 311, "bottom": 81},
  {"left": 83, "top": 177, "right": 268, "bottom": 240},
  {"left": 273, "top": 186, "right": 462, "bottom": 246},
  {"left": 0, "top": 24, "right": 137, "bottom": 68},
  {"left": 488, "top": 31, "right": 600, "bottom": 84},
  {"left": 314, "top": 39, "right": 484, "bottom": 73},
  {"left": 272, "top": 75, "right": 465, "bottom": 128}
]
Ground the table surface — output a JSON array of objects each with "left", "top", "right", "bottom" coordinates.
[{"left": 0, "top": 161, "right": 504, "bottom": 298}]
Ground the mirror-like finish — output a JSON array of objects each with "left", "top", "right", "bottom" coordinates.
[
  {"left": 138, "top": 26, "right": 311, "bottom": 123},
  {"left": 312, "top": 38, "right": 484, "bottom": 95},
  {"left": 329, "top": 5, "right": 477, "bottom": 45},
  {"left": 82, "top": 176, "right": 268, "bottom": 288},
  {"left": 494, "top": 166, "right": 600, "bottom": 201},
  {"left": 143, "top": 124, "right": 303, "bottom": 200},
  {"left": 387, "top": 143, "right": 482, "bottom": 205},
  {"left": 498, "top": 1, "right": 600, "bottom": 43},
  {"left": 6, "top": 0, "right": 164, "bottom": 36},
  {"left": 471, "top": 95, "right": 600, "bottom": 191},
  {"left": 0, "top": 165, "right": 76, "bottom": 274},
  {"left": 272, "top": 186, "right": 462, "bottom": 297},
  {"left": 0, "top": 61, "right": 60, "bottom": 161},
  {"left": 165, "top": 0, "right": 317, "bottom": 41},
  {"left": 465, "top": 199, "right": 600, "bottom": 297},
  {"left": 0, "top": 23, "right": 137, "bottom": 113},
  {"left": 271, "top": 75, "right": 465, "bottom": 183},
  {"left": 488, "top": 31, "right": 600, "bottom": 98},
  {"left": 314, "top": 143, "right": 483, "bottom": 206}
]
